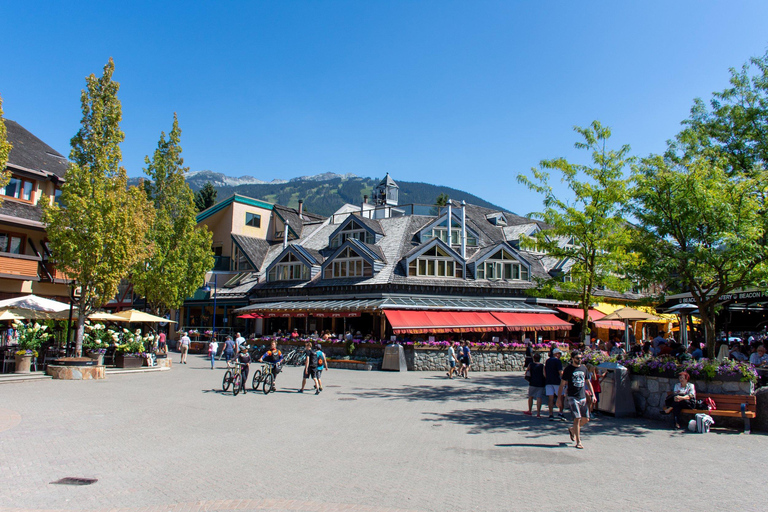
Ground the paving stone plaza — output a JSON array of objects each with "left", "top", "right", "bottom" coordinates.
[{"left": 1, "top": 354, "right": 766, "bottom": 512}]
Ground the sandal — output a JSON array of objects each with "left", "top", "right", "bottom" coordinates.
[
  {"left": 575, "top": 444, "right": 584, "bottom": 449},
  {"left": 568, "top": 427, "right": 575, "bottom": 442}
]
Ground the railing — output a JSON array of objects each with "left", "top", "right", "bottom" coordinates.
[
  {"left": 329, "top": 203, "right": 442, "bottom": 224},
  {"left": 212, "top": 256, "right": 231, "bottom": 271},
  {"left": 39, "top": 261, "right": 71, "bottom": 282},
  {"left": 0, "top": 253, "right": 40, "bottom": 278}
]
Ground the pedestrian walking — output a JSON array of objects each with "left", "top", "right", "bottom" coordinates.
[
  {"left": 525, "top": 353, "right": 546, "bottom": 417},
  {"left": 208, "top": 339, "right": 218, "bottom": 369},
  {"left": 543, "top": 348, "right": 565, "bottom": 421},
  {"left": 446, "top": 342, "right": 458, "bottom": 379},
  {"left": 460, "top": 341, "right": 472, "bottom": 379},
  {"left": 559, "top": 350, "right": 596, "bottom": 449},
  {"left": 235, "top": 332, "right": 246, "bottom": 350},
  {"left": 315, "top": 343, "right": 327, "bottom": 391},
  {"left": 178, "top": 332, "right": 190, "bottom": 364},
  {"left": 298, "top": 341, "right": 320, "bottom": 394},
  {"left": 222, "top": 336, "right": 236, "bottom": 362}
]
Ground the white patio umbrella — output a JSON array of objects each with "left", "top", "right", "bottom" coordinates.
[
  {"left": 0, "top": 294, "right": 71, "bottom": 320},
  {"left": 112, "top": 310, "right": 177, "bottom": 324},
  {"left": 599, "top": 307, "right": 665, "bottom": 352}
]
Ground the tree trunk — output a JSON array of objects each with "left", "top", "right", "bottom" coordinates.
[
  {"left": 581, "top": 304, "right": 590, "bottom": 347},
  {"left": 75, "top": 312, "right": 86, "bottom": 357},
  {"left": 697, "top": 306, "right": 717, "bottom": 359}
]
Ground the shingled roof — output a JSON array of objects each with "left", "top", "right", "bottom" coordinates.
[
  {"left": 231, "top": 234, "right": 272, "bottom": 271},
  {"left": 4, "top": 119, "right": 68, "bottom": 178}
]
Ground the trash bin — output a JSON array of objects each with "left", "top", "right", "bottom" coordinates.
[
  {"left": 382, "top": 343, "right": 407, "bottom": 372},
  {"left": 596, "top": 362, "right": 635, "bottom": 417}
]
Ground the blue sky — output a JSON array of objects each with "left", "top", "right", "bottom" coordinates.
[{"left": 2, "top": 1, "right": 767, "bottom": 215}]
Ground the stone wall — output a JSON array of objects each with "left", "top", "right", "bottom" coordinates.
[
  {"left": 410, "top": 348, "right": 546, "bottom": 372},
  {"left": 630, "top": 375, "right": 755, "bottom": 429},
  {"left": 47, "top": 365, "right": 105, "bottom": 380}
]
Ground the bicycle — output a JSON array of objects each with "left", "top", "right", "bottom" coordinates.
[
  {"left": 222, "top": 360, "right": 244, "bottom": 395},
  {"left": 251, "top": 361, "right": 281, "bottom": 394},
  {"left": 283, "top": 348, "right": 306, "bottom": 366}
]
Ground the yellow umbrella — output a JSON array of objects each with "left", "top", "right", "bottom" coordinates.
[
  {"left": 88, "top": 312, "right": 130, "bottom": 322},
  {"left": 599, "top": 307, "right": 665, "bottom": 351},
  {"left": 112, "top": 310, "right": 177, "bottom": 323}
]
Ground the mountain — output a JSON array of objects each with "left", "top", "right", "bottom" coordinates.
[{"left": 130, "top": 171, "right": 507, "bottom": 217}]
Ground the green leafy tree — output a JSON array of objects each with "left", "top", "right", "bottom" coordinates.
[
  {"left": 435, "top": 193, "right": 449, "bottom": 206},
  {"left": 631, "top": 52, "right": 768, "bottom": 359},
  {"left": 517, "top": 121, "right": 635, "bottom": 342},
  {"left": 194, "top": 181, "right": 217, "bottom": 212},
  {"left": 132, "top": 114, "right": 214, "bottom": 315},
  {"left": 0, "top": 95, "right": 11, "bottom": 198},
  {"left": 42, "top": 58, "right": 153, "bottom": 356}
]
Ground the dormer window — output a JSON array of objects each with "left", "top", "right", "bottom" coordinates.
[
  {"left": 330, "top": 220, "right": 376, "bottom": 248},
  {"left": 323, "top": 247, "right": 372, "bottom": 278},
  {"left": 0, "top": 176, "right": 35, "bottom": 202},
  {"left": 476, "top": 248, "right": 529, "bottom": 281},
  {"left": 268, "top": 252, "right": 310, "bottom": 281},
  {"left": 423, "top": 223, "right": 478, "bottom": 247},
  {"left": 408, "top": 245, "right": 464, "bottom": 278}
]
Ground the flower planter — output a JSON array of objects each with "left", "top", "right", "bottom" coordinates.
[
  {"left": 86, "top": 352, "right": 104, "bottom": 366},
  {"left": 115, "top": 354, "right": 143, "bottom": 368},
  {"left": 14, "top": 354, "right": 33, "bottom": 373}
]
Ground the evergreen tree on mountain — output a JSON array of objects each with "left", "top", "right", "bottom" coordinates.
[{"left": 194, "top": 181, "right": 217, "bottom": 212}]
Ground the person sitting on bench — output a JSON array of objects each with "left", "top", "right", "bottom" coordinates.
[{"left": 661, "top": 371, "right": 696, "bottom": 429}]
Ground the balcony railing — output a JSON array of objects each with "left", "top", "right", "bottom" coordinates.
[
  {"left": 212, "top": 256, "right": 231, "bottom": 272},
  {"left": 0, "top": 252, "right": 40, "bottom": 278}
]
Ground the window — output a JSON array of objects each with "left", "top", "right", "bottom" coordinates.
[
  {"left": 561, "top": 272, "right": 572, "bottom": 283},
  {"left": 330, "top": 220, "right": 375, "bottom": 248},
  {"left": 233, "top": 245, "right": 253, "bottom": 271},
  {"left": 0, "top": 176, "right": 35, "bottom": 201},
  {"left": 245, "top": 212, "right": 261, "bottom": 228},
  {"left": 476, "top": 249, "right": 529, "bottom": 281},
  {"left": 408, "top": 245, "right": 463, "bottom": 278},
  {"left": 423, "top": 222, "right": 477, "bottom": 247},
  {"left": 268, "top": 253, "right": 310, "bottom": 281},
  {"left": 54, "top": 188, "right": 63, "bottom": 205},
  {"left": 0, "top": 232, "right": 25, "bottom": 254},
  {"left": 323, "top": 247, "right": 372, "bottom": 279}
]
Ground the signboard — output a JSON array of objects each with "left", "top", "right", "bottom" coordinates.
[
  {"left": 314, "top": 312, "right": 361, "bottom": 318},
  {"left": 675, "top": 289, "right": 768, "bottom": 304}
]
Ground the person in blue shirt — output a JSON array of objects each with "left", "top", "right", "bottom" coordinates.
[
  {"left": 690, "top": 343, "right": 704, "bottom": 361},
  {"left": 460, "top": 341, "right": 472, "bottom": 379},
  {"left": 315, "top": 343, "right": 328, "bottom": 391},
  {"left": 258, "top": 340, "right": 284, "bottom": 386}
]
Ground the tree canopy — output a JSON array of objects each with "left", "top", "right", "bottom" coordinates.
[
  {"left": 194, "top": 181, "right": 217, "bottom": 212},
  {"left": 517, "top": 121, "right": 635, "bottom": 342},
  {"left": 132, "top": 114, "right": 213, "bottom": 315},
  {"left": 0, "top": 95, "right": 11, "bottom": 196},
  {"left": 42, "top": 58, "right": 153, "bottom": 355}
]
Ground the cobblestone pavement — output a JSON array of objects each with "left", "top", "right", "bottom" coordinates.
[{"left": 1, "top": 353, "right": 766, "bottom": 512}]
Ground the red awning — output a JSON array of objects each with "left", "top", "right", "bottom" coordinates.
[
  {"left": 383, "top": 310, "right": 505, "bottom": 334},
  {"left": 491, "top": 312, "right": 572, "bottom": 332},
  {"left": 237, "top": 313, "right": 263, "bottom": 319},
  {"left": 557, "top": 307, "right": 625, "bottom": 330}
]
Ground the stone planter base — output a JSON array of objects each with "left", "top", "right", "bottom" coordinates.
[
  {"left": 47, "top": 365, "right": 105, "bottom": 380},
  {"left": 328, "top": 360, "right": 373, "bottom": 371},
  {"left": 155, "top": 357, "right": 172, "bottom": 368},
  {"left": 14, "top": 354, "right": 33, "bottom": 374}
]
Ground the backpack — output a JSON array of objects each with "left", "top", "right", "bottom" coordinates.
[
  {"left": 317, "top": 350, "right": 325, "bottom": 367},
  {"left": 694, "top": 413, "right": 715, "bottom": 433},
  {"left": 308, "top": 349, "right": 318, "bottom": 368}
]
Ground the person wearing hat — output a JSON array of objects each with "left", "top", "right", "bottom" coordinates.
[
  {"left": 237, "top": 344, "right": 251, "bottom": 394},
  {"left": 543, "top": 348, "right": 565, "bottom": 421}
]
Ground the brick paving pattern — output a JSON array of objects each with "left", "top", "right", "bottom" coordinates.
[{"left": 1, "top": 353, "right": 766, "bottom": 512}]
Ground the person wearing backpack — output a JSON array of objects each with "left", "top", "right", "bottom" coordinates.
[
  {"left": 298, "top": 341, "right": 320, "bottom": 394},
  {"left": 315, "top": 343, "right": 327, "bottom": 392}
]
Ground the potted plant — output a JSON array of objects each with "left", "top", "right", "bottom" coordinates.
[
  {"left": 82, "top": 321, "right": 111, "bottom": 365},
  {"left": 13, "top": 321, "right": 50, "bottom": 373},
  {"left": 115, "top": 329, "right": 145, "bottom": 368}
]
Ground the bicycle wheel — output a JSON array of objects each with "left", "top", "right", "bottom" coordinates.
[
  {"left": 263, "top": 373, "right": 274, "bottom": 395},
  {"left": 222, "top": 370, "right": 232, "bottom": 392},
  {"left": 251, "top": 369, "right": 262, "bottom": 390},
  {"left": 295, "top": 352, "right": 306, "bottom": 366},
  {"left": 233, "top": 373, "right": 242, "bottom": 395}
]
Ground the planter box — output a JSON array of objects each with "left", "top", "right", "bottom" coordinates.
[
  {"left": 86, "top": 352, "right": 105, "bottom": 366},
  {"left": 115, "top": 354, "right": 143, "bottom": 368}
]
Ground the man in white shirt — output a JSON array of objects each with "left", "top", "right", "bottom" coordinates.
[
  {"left": 235, "top": 332, "right": 246, "bottom": 350},
  {"left": 179, "top": 332, "right": 191, "bottom": 364},
  {"left": 749, "top": 345, "right": 768, "bottom": 366}
]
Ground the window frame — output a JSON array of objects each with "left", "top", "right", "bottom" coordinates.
[
  {"left": 323, "top": 247, "right": 372, "bottom": 279},
  {"left": 0, "top": 230, "right": 27, "bottom": 255},
  {"left": 245, "top": 212, "right": 262, "bottom": 228},
  {"left": 475, "top": 249, "right": 529, "bottom": 281},
  {"left": 0, "top": 175, "right": 36, "bottom": 202}
]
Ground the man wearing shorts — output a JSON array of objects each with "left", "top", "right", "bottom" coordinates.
[
  {"left": 558, "top": 350, "right": 596, "bottom": 449},
  {"left": 525, "top": 353, "right": 546, "bottom": 417},
  {"left": 543, "top": 348, "right": 565, "bottom": 421},
  {"left": 298, "top": 341, "right": 320, "bottom": 394},
  {"left": 446, "top": 342, "right": 458, "bottom": 379}
]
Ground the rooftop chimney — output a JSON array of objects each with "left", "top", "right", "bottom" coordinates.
[
  {"left": 283, "top": 220, "right": 289, "bottom": 249},
  {"left": 298, "top": 200, "right": 304, "bottom": 218},
  {"left": 446, "top": 202, "right": 452, "bottom": 247},
  {"left": 461, "top": 200, "right": 467, "bottom": 259}
]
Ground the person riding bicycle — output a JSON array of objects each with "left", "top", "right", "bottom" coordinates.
[
  {"left": 258, "top": 340, "right": 284, "bottom": 385},
  {"left": 237, "top": 344, "right": 251, "bottom": 394}
]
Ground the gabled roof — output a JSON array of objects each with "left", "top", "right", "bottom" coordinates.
[
  {"left": 197, "top": 194, "right": 274, "bottom": 222},
  {"left": 378, "top": 173, "right": 398, "bottom": 189},
  {"left": 328, "top": 213, "right": 385, "bottom": 241},
  {"left": 231, "top": 234, "right": 272, "bottom": 270},
  {"left": 466, "top": 241, "right": 530, "bottom": 267},
  {"left": 402, "top": 237, "right": 464, "bottom": 263},
  {"left": 348, "top": 238, "right": 386, "bottom": 263},
  {"left": 4, "top": 119, "right": 68, "bottom": 178}
]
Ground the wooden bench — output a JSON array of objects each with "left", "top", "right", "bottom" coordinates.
[{"left": 681, "top": 393, "right": 757, "bottom": 434}]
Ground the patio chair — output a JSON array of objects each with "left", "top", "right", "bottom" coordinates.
[{"left": 2, "top": 349, "right": 15, "bottom": 373}]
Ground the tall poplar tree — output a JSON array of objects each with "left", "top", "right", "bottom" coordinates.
[
  {"left": 42, "top": 58, "right": 153, "bottom": 356},
  {"left": 0, "top": 95, "right": 11, "bottom": 195},
  {"left": 132, "top": 114, "right": 214, "bottom": 315},
  {"left": 517, "top": 121, "right": 634, "bottom": 342}
]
